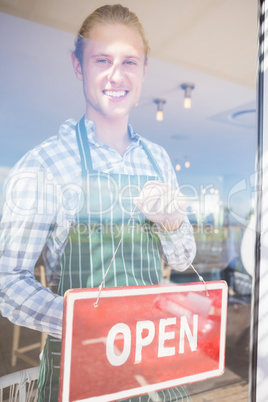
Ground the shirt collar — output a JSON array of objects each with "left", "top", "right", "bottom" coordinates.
[{"left": 84, "top": 119, "right": 141, "bottom": 148}]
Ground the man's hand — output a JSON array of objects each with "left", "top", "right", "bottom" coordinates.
[{"left": 133, "top": 181, "right": 187, "bottom": 231}]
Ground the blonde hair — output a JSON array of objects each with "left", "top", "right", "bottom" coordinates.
[{"left": 73, "top": 4, "right": 150, "bottom": 63}]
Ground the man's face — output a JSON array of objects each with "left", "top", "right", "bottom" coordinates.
[{"left": 72, "top": 23, "right": 148, "bottom": 123}]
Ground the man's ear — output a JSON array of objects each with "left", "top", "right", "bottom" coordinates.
[{"left": 71, "top": 52, "right": 83, "bottom": 81}]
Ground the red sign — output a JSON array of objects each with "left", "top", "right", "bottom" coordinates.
[{"left": 59, "top": 281, "right": 228, "bottom": 402}]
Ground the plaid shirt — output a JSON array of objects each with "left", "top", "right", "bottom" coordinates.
[{"left": 0, "top": 119, "right": 196, "bottom": 338}]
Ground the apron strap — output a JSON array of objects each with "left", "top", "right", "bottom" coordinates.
[
  {"left": 75, "top": 116, "right": 93, "bottom": 176},
  {"left": 139, "top": 139, "right": 165, "bottom": 183},
  {"left": 75, "top": 116, "right": 165, "bottom": 182}
]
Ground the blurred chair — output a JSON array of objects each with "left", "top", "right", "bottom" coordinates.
[
  {"left": 11, "top": 266, "right": 47, "bottom": 367},
  {"left": 0, "top": 366, "right": 39, "bottom": 402}
]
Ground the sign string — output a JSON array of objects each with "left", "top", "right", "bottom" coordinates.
[
  {"left": 160, "top": 223, "right": 210, "bottom": 299},
  {"left": 94, "top": 205, "right": 138, "bottom": 307},
  {"left": 94, "top": 204, "right": 209, "bottom": 307}
]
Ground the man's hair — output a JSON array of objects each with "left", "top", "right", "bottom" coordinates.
[{"left": 73, "top": 4, "right": 150, "bottom": 64}]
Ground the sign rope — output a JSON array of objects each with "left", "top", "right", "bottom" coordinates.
[{"left": 94, "top": 206, "right": 209, "bottom": 307}]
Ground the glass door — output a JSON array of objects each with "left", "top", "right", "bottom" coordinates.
[{"left": 0, "top": 1, "right": 260, "bottom": 401}]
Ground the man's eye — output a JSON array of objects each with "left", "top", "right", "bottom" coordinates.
[
  {"left": 124, "top": 60, "right": 136, "bottom": 65},
  {"left": 97, "top": 59, "right": 109, "bottom": 64}
]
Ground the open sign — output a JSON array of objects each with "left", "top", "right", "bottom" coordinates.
[{"left": 59, "top": 282, "right": 228, "bottom": 402}]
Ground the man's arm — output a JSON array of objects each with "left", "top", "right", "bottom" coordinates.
[
  {"left": 155, "top": 217, "right": 196, "bottom": 271},
  {"left": 0, "top": 166, "right": 65, "bottom": 338},
  {"left": 134, "top": 147, "right": 196, "bottom": 271}
]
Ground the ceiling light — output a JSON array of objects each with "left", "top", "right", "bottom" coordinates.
[
  {"left": 185, "top": 160, "right": 190, "bottom": 168},
  {"left": 180, "top": 83, "right": 195, "bottom": 109},
  {"left": 154, "top": 99, "right": 166, "bottom": 121}
]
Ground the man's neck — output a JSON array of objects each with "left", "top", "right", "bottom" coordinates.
[{"left": 86, "top": 113, "right": 131, "bottom": 156}]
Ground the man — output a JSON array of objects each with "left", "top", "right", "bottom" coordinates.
[{"left": 0, "top": 4, "right": 196, "bottom": 401}]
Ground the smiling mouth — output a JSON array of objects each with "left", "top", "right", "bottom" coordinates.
[{"left": 103, "top": 90, "right": 128, "bottom": 98}]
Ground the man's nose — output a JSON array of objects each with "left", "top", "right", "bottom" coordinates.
[{"left": 108, "top": 64, "right": 124, "bottom": 84}]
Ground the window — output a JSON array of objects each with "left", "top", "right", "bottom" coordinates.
[{"left": 0, "top": 2, "right": 259, "bottom": 401}]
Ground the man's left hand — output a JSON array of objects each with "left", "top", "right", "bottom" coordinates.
[{"left": 133, "top": 180, "right": 187, "bottom": 232}]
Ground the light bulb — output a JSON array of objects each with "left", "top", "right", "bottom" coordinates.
[
  {"left": 184, "top": 97, "right": 191, "bottom": 109},
  {"left": 185, "top": 160, "right": 190, "bottom": 168},
  {"left": 156, "top": 110, "right": 164, "bottom": 121},
  {"left": 154, "top": 99, "right": 166, "bottom": 122},
  {"left": 181, "top": 83, "right": 195, "bottom": 109}
]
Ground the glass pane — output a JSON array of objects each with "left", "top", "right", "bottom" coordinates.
[{"left": 0, "top": 3, "right": 257, "bottom": 401}]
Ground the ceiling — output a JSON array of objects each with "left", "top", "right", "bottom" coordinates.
[
  {"left": 0, "top": 0, "right": 258, "bottom": 216},
  {"left": 0, "top": 0, "right": 257, "bottom": 87}
]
